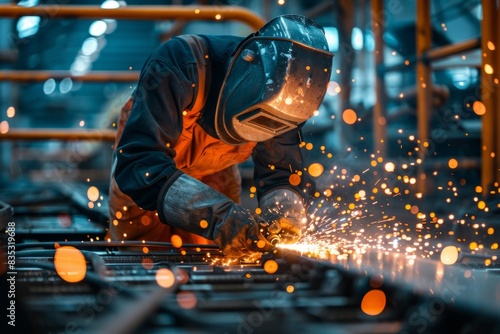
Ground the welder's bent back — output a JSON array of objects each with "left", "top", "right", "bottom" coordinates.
[{"left": 106, "top": 35, "right": 256, "bottom": 245}]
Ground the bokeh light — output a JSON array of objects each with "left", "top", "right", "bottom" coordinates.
[
  {"left": 361, "top": 289, "right": 386, "bottom": 316},
  {"left": 440, "top": 245, "right": 459, "bottom": 265},
  {"left": 171, "top": 234, "right": 183, "bottom": 248},
  {"left": 342, "top": 109, "right": 357, "bottom": 124},
  {"left": 263, "top": 259, "right": 278, "bottom": 274},
  {"left": 155, "top": 268, "right": 176, "bottom": 288},
  {"left": 54, "top": 246, "right": 87, "bottom": 283}
]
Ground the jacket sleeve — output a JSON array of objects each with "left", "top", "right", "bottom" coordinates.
[
  {"left": 114, "top": 38, "right": 197, "bottom": 211},
  {"left": 251, "top": 124, "right": 307, "bottom": 201}
]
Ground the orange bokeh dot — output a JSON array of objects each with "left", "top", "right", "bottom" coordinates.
[
  {"left": 289, "top": 173, "right": 301, "bottom": 186},
  {"left": 87, "top": 186, "right": 100, "bottom": 202},
  {"left": 171, "top": 234, "right": 183, "bottom": 248},
  {"left": 484, "top": 64, "right": 494, "bottom": 74},
  {"left": 156, "top": 268, "right": 176, "bottom": 288},
  {"left": 308, "top": 163, "right": 324, "bottom": 177},
  {"left": 472, "top": 101, "right": 486, "bottom": 115},
  {"left": 263, "top": 259, "right": 279, "bottom": 274},
  {"left": 361, "top": 289, "right": 386, "bottom": 316},
  {"left": 448, "top": 158, "right": 458, "bottom": 169},
  {"left": 199, "top": 220, "right": 208, "bottom": 229},
  {"left": 342, "top": 109, "right": 357, "bottom": 125},
  {"left": 142, "top": 258, "right": 154, "bottom": 270},
  {"left": 141, "top": 215, "right": 151, "bottom": 226},
  {"left": 54, "top": 246, "right": 86, "bottom": 283},
  {"left": 177, "top": 291, "right": 197, "bottom": 309}
]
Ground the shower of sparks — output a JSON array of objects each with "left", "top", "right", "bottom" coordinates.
[
  {"left": 76, "top": 111, "right": 498, "bottom": 270},
  {"left": 276, "top": 128, "right": 498, "bottom": 267}
]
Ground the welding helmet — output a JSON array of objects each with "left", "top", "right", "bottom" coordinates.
[{"left": 215, "top": 14, "right": 334, "bottom": 145}]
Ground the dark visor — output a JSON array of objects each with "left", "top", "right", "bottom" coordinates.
[{"left": 237, "top": 108, "right": 297, "bottom": 135}]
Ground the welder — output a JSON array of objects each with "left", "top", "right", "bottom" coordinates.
[{"left": 107, "top": 14, "right": 334, "bottom": 259}]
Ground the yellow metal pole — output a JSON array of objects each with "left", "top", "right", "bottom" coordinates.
[
  {"left": 416, "top": 0, "right": 432, "bottom": 195},
  {"left": 480, "top": 0, "right": 496, "bottom": 195},
  {"left": 337, "top": 0, "right": 355, "bottom": 152},
  {"left": 0, "top": 129, "right": 116, "bottom": 141},
  {"left": 0, "top": 5, "right": 266, "bottom": 30},
  {"left": 0, "top": 70, "right": 139, "bottom": 82},
  {"left": 371, "top": 0, "right": 387, "bottom": 157},
  {"left": 425, "top": 38, "right": 481, "bottom": 61},
  {"left": 495, "top": 2, "right": 500, "bottom": 190}
]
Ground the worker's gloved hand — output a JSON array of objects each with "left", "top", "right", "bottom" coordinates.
[
  {"left": 259, "top": 189, "right": 306, "bottom": 245},
  {"left": 158, "top": 172, "right": 273, "bottom": 259},
  {"left": 212, "top": 205, "right": 274, "bottom": 259}
]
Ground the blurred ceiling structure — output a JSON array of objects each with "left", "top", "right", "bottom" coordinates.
[{"left": 0, "top": 0, "right": 481, "bottom": 133}]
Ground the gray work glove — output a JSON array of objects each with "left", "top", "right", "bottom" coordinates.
[
  {"left": 159, "top": 173, "right": 273, "bottom": 259},
  {"left": 258, "top": 188, "right": 306, "bottom": 244}
]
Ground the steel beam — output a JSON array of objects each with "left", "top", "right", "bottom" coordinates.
[
  {"left": 495, "top": 2, "right": 500, "bottom": 190},
  {"left": 0, "top": 70, "right": 139, "bottom": 82},
  {"left": 424, "top": 37, "right": 481, "bottom": 61},
  {"left": 0, "top": 5, "right": 266, "bottom": 30},
  {"left": 371, "top": 0, "right": 387, "bottom": 157},
  {"left": 416, "top": 0, "right": 432, "bottom": 195},
  {"left": 337, "top": 0, "right": 355, "bottom": 153},
  {"left": 380, "top": 38, "right": 480, "bottom": 74},
  {"left": 480, "top": 0, "right": 497, "bottom": 195},
  {"left": 0, "top": 129, "right": 116, "bottom": 141}
]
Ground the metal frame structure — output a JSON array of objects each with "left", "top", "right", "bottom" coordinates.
[
  {"left": 0, "top": 70, "right": 139, "bottom": 83},
  {"left": 0, "top": 5, "right": 266, "bottom": 30},
  {"left": 416, "top": 0, "right": 433, "bottom": 195},
  {"left": 371, "top": 0, "right": 387, "bottom": 157},
  {"left": 1, "top": 129, "right": 117, "bottom": 141},
  {"left": 372, "top": 0, "right": 498, "bottom": 195},
  {"left": 2, "top": 2, "right": 498, "bottom": 193},
  {"left": 0, "top": 4, "right": 266, "bottom": 142},
  {"left": 481, "top": 0, "right": 499, "bottom": 195}
]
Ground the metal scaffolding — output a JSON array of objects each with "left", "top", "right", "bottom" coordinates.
[
  {"left": 481, "top": 0, "right": 499, "bottom": 195},
  {"left": 496, "top": 1, "right": 500, "bottom": 192},
  {"left": 0, "top": 129, "right": 117, "bottom": 141},
  {"left": 0, "top": 70, "right": 139, "bottom": 83},
  {"left": 0, "top": 5, "right": 266, "bottom": 30},
  {"left": 372, "top": 1, "right": 498, "bottom": 195},
  {"left": 0, "top": 5, "right": 266, "bottom": 142},
  {"left": 371, "top": 0, "right": 387, "bottom": 158},
  {"left": 416, "top": 0, "right": 433, "bottom": 195}
]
